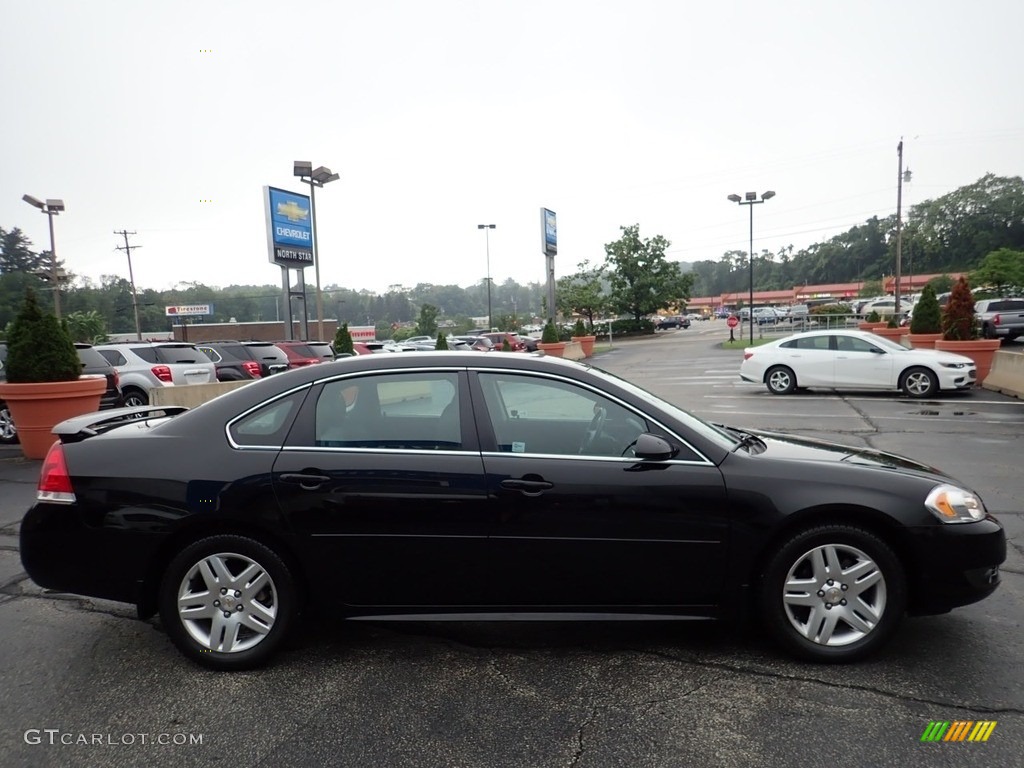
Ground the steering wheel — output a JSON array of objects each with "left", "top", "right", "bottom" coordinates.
[{"left": 579, "top": 406, "right": 607, "bottom": 454}]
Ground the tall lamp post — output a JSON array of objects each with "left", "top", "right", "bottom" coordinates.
[
  {"left": 22, "top": 194, "right": 65, "bottom": 319},
  {"left": 294, "top": 161, "right": 340, "bottom": 341},
  {"left": 727, "top": 190, "right": 775, "bottom": 342},
  {"left": 477, "top": 224, "right": 496, "bottom": 330}
]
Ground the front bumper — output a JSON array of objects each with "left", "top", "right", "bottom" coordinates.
[{"left": 905, "top": 516, "right": 1006, "bottom": 615}]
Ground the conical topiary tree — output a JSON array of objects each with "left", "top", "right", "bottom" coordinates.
[
  {"left": 435, "top": 332, "right": 449, "bottom": 350},
  {"left": 541, "top": 320, "right": 559, "bottom": 343},
  {"left": 334, "top": 322, "right": 355, "bottom": 355},
  {"left": 4, "top": 288, "right": 81, "bottom": 382},
  {"left": 909, "top": 284, "right": 942, "bottom": 334},
  {"left": 941, "top": 276, "right": 978, "bottom": 341}
]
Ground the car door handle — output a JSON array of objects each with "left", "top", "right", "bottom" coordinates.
[
  {"left": 500, "top": 478, "right": 554, "bottom": 495},
  {"left": 279, "top": 473, "right": 331, "bottom": 490}
]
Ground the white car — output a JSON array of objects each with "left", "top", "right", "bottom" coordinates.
[{"left": 739, "top": 330, "right": 976, "bottom": 398}]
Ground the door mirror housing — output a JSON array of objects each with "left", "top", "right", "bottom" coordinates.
[{"left": 634, "top": 433, "right": 678, "bottom": 461}]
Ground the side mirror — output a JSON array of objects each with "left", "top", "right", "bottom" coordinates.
[{"left": 634, "top": 433, "right": 678, "bottom": 461}]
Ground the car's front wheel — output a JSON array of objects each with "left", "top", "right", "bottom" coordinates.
[
  {"left": 158, "top": 535, "right": 297, "bottom": 671},
  {"left": 759, "top": 525, "right": 906, "bottom": 662},
  {"left": 900, "top": 367, "right": 938, "bottom": 398},
  {"left": 765, "top": 366, "right": 797, "bottom": 395}
]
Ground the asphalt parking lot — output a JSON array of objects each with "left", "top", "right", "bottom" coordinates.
[{"left": 0, "top": 323, "right": 1020, "bottom": 768}]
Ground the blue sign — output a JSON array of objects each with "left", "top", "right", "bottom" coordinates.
[
  {"left": 542, "top": 208, "right": 557, "bottom": 256},
  {"left": 265, "top": 186, "right": 314, "bottom": 266}
]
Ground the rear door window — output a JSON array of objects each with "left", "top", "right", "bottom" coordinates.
[{"left": 154, "top": 345, "right": 212, "bottom": 364}]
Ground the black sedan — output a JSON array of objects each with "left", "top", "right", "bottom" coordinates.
[
  {"left": 655, "top": 315, "right": 690, "bottom": 330},
  {"left": 20, "top": 353, "right": 1005, "bottom": 671}
]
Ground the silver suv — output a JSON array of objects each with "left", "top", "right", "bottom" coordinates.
[{"left": 95, "top": 342, "right": 217, "bottom": 406}]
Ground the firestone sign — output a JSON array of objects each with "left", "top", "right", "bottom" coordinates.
[
  {"left": 165, "top": 304, "right": 213, "bottom": 316},
  {"left": 264, "top": 186, "right": 314, "bottom": 267}
]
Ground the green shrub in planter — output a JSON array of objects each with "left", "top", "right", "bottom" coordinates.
[
  {"left": 909, "top": 284, "right": 942, "bottom": 334},
  {"left": 573, "top": 319, "right": 587, "bottom": 337},
  {"left": 866, "top": 310, "right": 881, "bottom": 323},
  {"left": 541, "top": 321, "right": 559, "bottom": 343},
  {"left": 334, "top": 323, "right": 355, "bottom": 356},
  {"left": 4, "top": 288, "right": 81, "bottom": 382},
  {"left": 435, "top": 333, "right": 449, "bottom": 350}
]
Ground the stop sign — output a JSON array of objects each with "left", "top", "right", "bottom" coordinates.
[{"left": 727, "top": 316, "right": 739, "bottom": 328}]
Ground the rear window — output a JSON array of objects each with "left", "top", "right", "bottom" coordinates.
[
  {"left": 247, "top": 344, "right": 289, "bottom": 361},
  {"left": 153, "top": 345, "right": 212, "bottom": 364},
  {"left": 987, "top": 300, "right": 1024, "bottom": 312},
  {"left": 75, "top": 346, "right": 109, "bottom": 368},
  {"left": 284, "top": 343, "right": 317, "bottom": 357}
]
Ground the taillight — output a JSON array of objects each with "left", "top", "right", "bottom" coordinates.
[
  {"left": 743, "top": 352, "right": 754, "bottom": 360},
  {"left": 993, "top": 314, "right": 1001, "bottom": 326},
  {"left": 112, "top": 369, "right": 120, "bottom": 388},
  {"left": 151, "top": 364, "right": 173, "bottom": 382},
  {"left": 242, "top": 361, "right": 262, "bottom": 378},
  {"left": 37, "top": 442, "right": 76, "bottom": 504}
]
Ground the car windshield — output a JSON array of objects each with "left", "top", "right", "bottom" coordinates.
[{"left": 586, "top": 363, "right": 739, "bottom": 450}]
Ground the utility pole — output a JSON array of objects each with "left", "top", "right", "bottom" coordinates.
[
  {"left": 114, "top": 230, "right": 143, "bottom": 340},
  {"left": 895, "top": 139, "right": 904, "bottom": 317}
]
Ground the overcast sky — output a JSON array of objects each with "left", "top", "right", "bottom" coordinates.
[{"left": 3, "top": 1, "right": 1022, "bottom": 296}]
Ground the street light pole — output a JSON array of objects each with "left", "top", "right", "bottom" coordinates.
[
  {"left": 294, "top": 161, "right": 340, "bottom": 341},
  {"left": 727, "top": 190, "right": 775, "bottom": 342},
  {"left": 478, "top": 224, "right": 496, "bottom": 330},
  {"left": 22, "top": 194, "right": 65, "bottom": 319}
]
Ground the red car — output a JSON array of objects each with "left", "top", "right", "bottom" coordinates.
[
  {"left": 272, "top": 341, "right": 322, "bottom": 368},
  {"left": 481, "top": 332, "right": 525, "bottom": 351}
]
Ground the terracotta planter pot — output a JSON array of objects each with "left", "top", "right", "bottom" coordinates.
[
  {"left": 570, "top": 335, "right": 596, "bottom": 357},
  {"left": 870, "top": 327, "right": 910, "bottom": 342},
  {"left": 0, "top": 377, "right": 107, "bottom": 459},
  {"left": 907, "top": 332, "right": 943, "bottom": 349},
  {"left": 934, "top": 339, "right": 1002, "bottom": 385},
  {"left": 858, "top": 322, "right": 888, "bottom": 331},
  {"left": 536, "top": 342, "right": 567, "bottom": 358}
]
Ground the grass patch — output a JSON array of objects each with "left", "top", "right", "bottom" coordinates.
[{"left": 720, "top": 337, "right": 776, "bottom": 350}]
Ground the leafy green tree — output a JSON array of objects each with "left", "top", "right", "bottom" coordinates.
[
  {"left": 334, "top": 322, "right": 354, "bottom": 355},
  {"left": 557, "top": 261, "right": 607, "bottom": 330},
  {"left": 416, "top": 303, "right": 439, "bottom": 337},
  {"left": 604, "top": 225, "right": 693, "bottom": 322},
  {"left": 64, "top": 309, "right": 108, "bottom": 343},
  {"left": 0, "top": 227, "right": 46, "bottom": 275},
  {"left": 910, "top": 284, "right": 942, "bottom": 334},
  {"left": 859, "top": 279, "right": 883, "bottom": 298},
  {"left": 970, "top": 248, "right": 1024, "bottom": 295},
  {"left": 926, "top": 274, "right": 955, "bottom": 294}
]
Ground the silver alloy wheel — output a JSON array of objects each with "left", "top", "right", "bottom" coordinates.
[
  {"left": 123, "top": 390, "right": 148, "bottom": 407},
  {"left": 0, "top": 404, "right": 16, "bottom": 442},
  {"left": 766, "top": 367, "right": 795, "bottom": 394},
  {"left": 902, "top": 369, "right": 936, "bottom": 397},
  {"left": 781, "top": 543, "right": 887, "bottom": 647},
  {"left": 176, "top": 552, "right": 278, "bottom": 653}
]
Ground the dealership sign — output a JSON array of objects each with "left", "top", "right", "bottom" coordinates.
[
  {"left": 264, "top": 186, "right": 314, "bottom": 267},
  {"left": 165, "top": 304, "right": 213, "bottom": 316}
]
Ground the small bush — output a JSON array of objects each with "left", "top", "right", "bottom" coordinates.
[
  {"left": 866, "top": 310, "right": 881, "bottom": 323},
  {"left": 573, "top": 319, "right": 587, "bottom": 337},
  {"left": 435, "top": 333, "right": 449, "bottom": 350},
  {"left": 4, "top": 288, "right": 82, "bottom": 383},
  {"left": 941, "top": 276, "right": 978, "bottom": 340},
  {"left": 909, "top": 284, "right": 942, "bottom": 334}
]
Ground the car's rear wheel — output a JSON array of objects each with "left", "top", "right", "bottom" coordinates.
[
  {"left": 765, "top": 366, "right": 797, "bottom": 395},
  {"left": 0, "top": 401, "right": 17, "bottom": 444},
  {"left": 900, "top": 367, "right": 938, "bottom": 398},
  {"left": 158, "top": 535, "right": 296, "bottom": 671},
  {"left": 759, "top": 525, "right": 906, "bottom": 662},
  {"left": 122, "top": 388, "right": 148, "bottom": 407}
]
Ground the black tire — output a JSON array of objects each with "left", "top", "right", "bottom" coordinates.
[
  {"left": 158, "top": 535, "right": 297, "bottom": 671},
  {"left": 765, "top": 366, "right": 797, "bottom": 395},
  {"left": 982, "top": 323, "right": 998, "bottom": 340},
  {"left": 899, "top": 367, "right": 938, "bottom": 398},
  {"left": 758, "top": 525, "right": 906, "bottom": 662},
  {"left": 0, "top": 401, "right": 18, "bottom": 445},
  {"left": 122, "top": 388, "right": 149, "bottom": 407}
]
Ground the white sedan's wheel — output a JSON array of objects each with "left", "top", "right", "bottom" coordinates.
[
  {"left": 900, "top": 367, "right": 938, "bottom": 398},
  {"left": 766, "top": 366, "right": 797, "bottom": 395}
]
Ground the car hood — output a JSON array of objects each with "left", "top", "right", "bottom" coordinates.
[
  {"left": 898, "top": 348, "right": 975, "bottom": 365},
  {"left": 741, "top": 427, "right": 955, "bottom": 479}
]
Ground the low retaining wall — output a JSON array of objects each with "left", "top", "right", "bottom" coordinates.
[
  {"left": 150, "top": 380, "right": 252, "bottom": 408},
  {"left": 981, "top": 350, "right": 1024, "bottom": 398}
]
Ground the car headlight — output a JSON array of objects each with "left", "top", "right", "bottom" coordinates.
[
  {"left": 939, "top": 362, "right": 969, "bottom": 369},
  {"left": 925, "top": 484, "right": 987, "bottom": 523}
]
